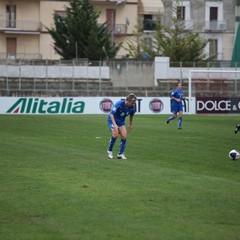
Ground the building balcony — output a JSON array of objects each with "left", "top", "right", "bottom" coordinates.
[
  {"left": 0, "top": 52, "right": 42, "bottom": 60},
  {"left": 205, "top": 21, "right": 227, "bottom": 32},
  {"left": 175, "top": 20, "right": 194, "bottom": 30},
  {"left": 142, "top": 19, "right": 228, "bottom": 33},
  {"left": 0, "top": 19, "right": 42, "bottom": 34},
  {"left": 173, "top": 20, "right": 227, "bottom": 33},
  {"left": 113, "top": 24, "right": 128, "bottom": 35},
  {"left": 91, "top": 0, "right": 127, "bottom": 4},
  {"left": 143, "top": 19, "right": 194, "bottom": 32}
]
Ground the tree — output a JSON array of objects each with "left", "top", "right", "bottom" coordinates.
[
  {"left": 47, "top": 0, "right": 121, "bottom": 61},
  {"left": 122, "top": 18, "right": 144, "bottom": 58},
  {"left": 150, "top": 18, "right": 211, "bottom": 64},
  {"left": 125, "top": 15, "right": 213, "bottom": 64}
]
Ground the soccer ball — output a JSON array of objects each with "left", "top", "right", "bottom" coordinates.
[{"left": 229, "top": 149, "right": 240, "bottom": 160}]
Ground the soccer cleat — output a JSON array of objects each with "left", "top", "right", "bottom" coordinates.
[
  {"left": 166, "top": 120, "right": 170, "bottom": 124},
  {"left": 235, "top": 124, "right": 240, "bottom": 134},
  {"left": 107, "top": 150, "right": 113, "bottom": 159},
  {"left": 117, "top": 154, "right": 127, "bottom": 160}
]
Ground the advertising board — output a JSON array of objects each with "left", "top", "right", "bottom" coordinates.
[
  {"left": 196, "top": 98, "right": 240, "bottom": 114},
  {"left": 0, "top": 97, "right": 195, "bottom": 115}
]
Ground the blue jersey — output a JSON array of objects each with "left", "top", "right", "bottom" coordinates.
[
  {"left": 171, "top": 88, "right": 184, "bottom": 106},
  {"left": 107, "top": 100, "right": 136, "bottom": 127}
]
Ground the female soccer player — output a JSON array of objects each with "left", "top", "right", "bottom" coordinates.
[
  {"left": 166, "top": 83, "right": 185, "bottom": 129},
  {"left": 107, "top": 93, "right": 137, "bottom": 159}
]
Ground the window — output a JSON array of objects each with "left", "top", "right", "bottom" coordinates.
[
  {"left": 210, "top": 7, "right": 218, "bottom": 21},
  {"left": 209, "top": 39, "right": 218, "bottom": 59},
  {"left": 6, "top": 5, "right": 16, "bottom": 28},
  {"left": 106, "top": 9, "right": 116, "bottom": 32},
  {"left": 205, "top": 2, "right": 223, "bottom": 23},
  {"left": 143, "top": 37, "right": 152, "bottom": 50},
  {"left": 7, "top": 38, "right": 17, "bottom": 59},
  {"left": 173, "top": 1, "right": 191, "bottom": 29},
  {"left": 143, "top": 15, "right": 156, "bottom": 31},
  {"left": 205, "top": 2, "right": 223, "bottom": 31},
  {"left": 177, "top": 6, "right": 185, "bottom": 20}
]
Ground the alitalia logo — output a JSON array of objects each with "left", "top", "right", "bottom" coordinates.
[{"left": 7, "top": 98, "right": 85, "bottom": 114}]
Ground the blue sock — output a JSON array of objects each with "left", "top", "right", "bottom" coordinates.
[
  {"left": 119, "top": 139, "right": 126, "bottom": 155},
  {"left": 108, "top": 137, "right": 117, "bottom": 151},
  {"left": 178, "top": 117, "right": 182, "bottom": 128}
]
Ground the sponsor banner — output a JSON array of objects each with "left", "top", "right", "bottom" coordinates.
[
  {"left": 0, "top": 97, "right": 194, "bottom": 115},
  {"left": 196, "top": 98, "right": 240, "bottom": 114}
]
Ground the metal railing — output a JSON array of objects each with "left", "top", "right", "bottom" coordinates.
[
  {"left": 0, "top": 53, "right": 42, "bottom": 60},
  {"left": 205, "top": 21, "right": 227, "bottom": 32},
  {"left": 0, "top": 19, "right": 42, "bottom": 32},
  {"left": 91, "top": 0, "right": 127, "bottom": 3},
  {"left": 156, "top": 19, "right": 228, "bottom": 33},
  {"left": 0, "top": 59, "right": 240, "bottom": 97},
  {"left": 113, "top": 24, "right": 127, "bottom": 34}
]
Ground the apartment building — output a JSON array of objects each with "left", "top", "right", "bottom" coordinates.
[
  {"left": 160, "top": 0, "right": 236, "bottom": 61},
  {"left": 0, "top": 0, "right": 155, "bottom": 60},
  {"left": 0, "top": 0, "right": 236, "bottom": 61}
]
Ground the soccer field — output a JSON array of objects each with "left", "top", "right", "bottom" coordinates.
[{"left": 0, "top": 114, "right": 239, "bottom": 240}]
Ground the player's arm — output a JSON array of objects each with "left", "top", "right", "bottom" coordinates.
[
  {"left": 171, "top": 94, "right": 181, "bottom": 102},
  {"left": 172, "top": 97, "right": 181, "bottom": 102},
  {"left": 170, "top": 91, "right": 180, "bottom": 102},
  {"left": 128, "top": 114, "right": 134, "bottom": 132},
  {"left": 109, "top": 113, "right": 118, "bottom": 129}
]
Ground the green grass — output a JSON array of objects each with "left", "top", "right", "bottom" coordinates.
[{"left": 0, "top": 114, "right": 240, "bottom": 240}]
